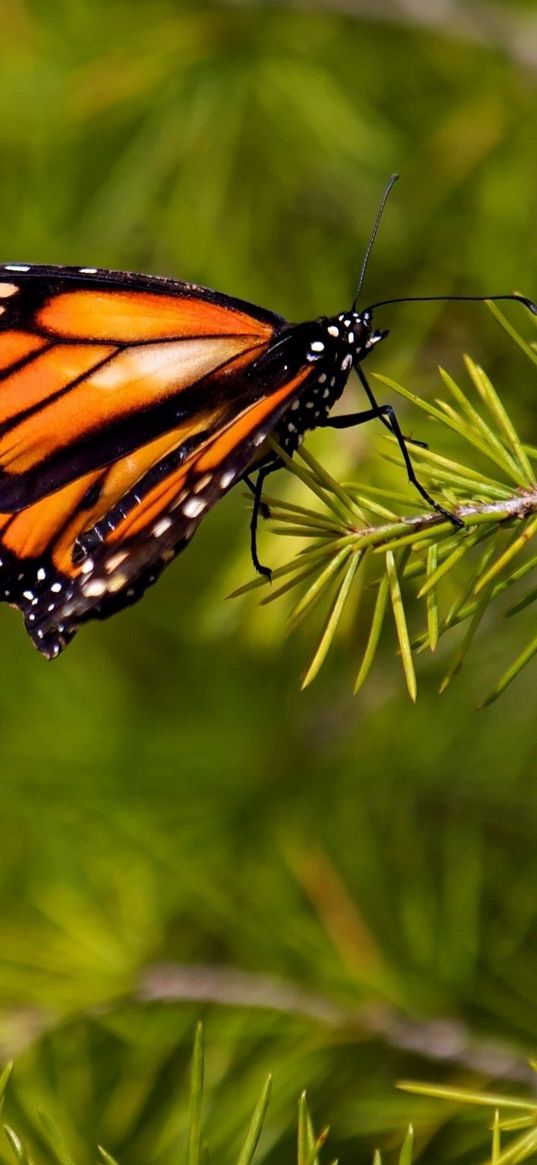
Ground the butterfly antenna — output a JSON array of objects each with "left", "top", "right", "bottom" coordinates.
[
  {"left": 353, "top": 173, "right": 399, "bottom": 311},
  {"left": 364, "top": 292, "right": 537, "bottom": 315}
]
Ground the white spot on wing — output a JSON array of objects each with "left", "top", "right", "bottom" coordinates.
[
  {"left": 106, "top": 574, "right": 127, "bottom": 592},
  {"left": 0, "top": 282, "right": 19, "bottom": 297},
  {"left": 220, "top": 470, "right": 235, "bottom": 489},
  {"left": 182, "top": 496, "right": 207, "bottom": 518},
  {"left": 5, "top": 264, "right": 30, "bottom": 273},
  {"left": 83, "top": 579, "right": 107, "bottom": 597},
  {"left": 79, "top": 267, "right": 98, "bottom": 274},
  {"left": 153, "top": 517, "right": 172, "bottom": 537}
]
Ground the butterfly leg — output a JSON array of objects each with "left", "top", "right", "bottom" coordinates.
[
  {"left": 246, "top": 457, "right": 283, "bottom": 578},
  {"left": 355, "top": 365, "right": 427, "bottom": 449},
  {"left": 244, "top": 475, "right": 271, "bottom": 520},
  {"left": 322, "top": 370, "right": 463, "bottom": 528}
]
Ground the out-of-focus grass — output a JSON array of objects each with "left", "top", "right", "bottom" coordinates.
[
  {"left": 3, "top": 1022, "right": 537, "bottom": 1165},
  {"left": 0, "top": 2, "right": 537, "bottom": 1164}
]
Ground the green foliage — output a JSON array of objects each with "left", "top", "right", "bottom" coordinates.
[
  {"left": 400, "top": 1078, "right": 537, "bottom": 1165},
  {"left": 234, "top": 307, "right": 537, "bottom": 702},
  {"left": 0, "top": 6, "right": 537, "bottom": 1165},
  {"left": 3, "top": 1030, "right": 537, "bottom": 1165}
]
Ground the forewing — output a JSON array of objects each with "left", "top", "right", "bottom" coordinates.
[
  {"left": 0, "top": 265, "right": 284, "bottom": 509},
  {"left": 0, "top": 271, "right": 311, "bottom": 657}
]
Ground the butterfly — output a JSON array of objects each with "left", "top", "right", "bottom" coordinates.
[{"left": 0, "top": 182, "right": 534, "bottom": 658}]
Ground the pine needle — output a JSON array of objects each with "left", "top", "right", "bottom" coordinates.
[
  {"left": 297, "top": 1094, "right": 329, "bottom": 1165},
  {"left": 187, "top": 1023, "right": 204, "bottom": 1165},
  {"left": 474, "top": 515, "right": 537, "bottom": 593},
  {"left": 354, "top": 573, "right": 390, "bottom": 693},
  {"left": 486, "top": 300, "right": 537, "bottom": 369},
  {"left": 236, "top": 1076, "right": 272, "bottom": 1165},
  {"left": 481, "top": 631, "right": 537, "bottom": 707},
  {"left": 417, "top": 531, "right": 477, "bottom": 596},
  {"left": 386, "top": 550, "right": 416, "bottom": 701},
  {"left": 98, "top": 1149, "right": 120, "bottom": 1165},
  {"left": 425, "top": 544, "right": 439, "bottom": 651},
  {"left": 4, "top": 1128, "right": 31, "bottom": 1165},
  {"left": 492, "top": 1110, "right": 502, "bottom": 1165},
  {"left": 463, "top": 355, "right": 533, "bottom": 483},
  {"left": 37, "top": 1113, "right": 76, "bottom": 1165},
  {"left": 301, "top": 553, "right": 360, "bottom": 687},
  {"left": 398, "top": 1126, "right": 414, "bottom": 1165},
  {"left": 288, "top": 547, "right": 354, "bottom": 630},
  {"left": 439, "top": 581, "right": 495, "bottom": 692},
  {"left": 397, "top": 1082, "right": 537, "bottom": 1110}
]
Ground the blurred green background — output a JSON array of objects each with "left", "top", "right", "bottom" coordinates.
[{"left": 1, "top": 1, "right": 537, "bottom": 1162}]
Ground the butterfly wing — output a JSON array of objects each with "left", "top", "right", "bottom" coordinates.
[
  {"left": 0, "top": 265, "right": 312, "bottom": 656},
  {"left": 0, "top": 265, "right": 284, "bottom": 509}
]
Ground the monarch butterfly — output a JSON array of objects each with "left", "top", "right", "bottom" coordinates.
[{"left": 0, "top": 178, "right": 534, "bottom": 658}]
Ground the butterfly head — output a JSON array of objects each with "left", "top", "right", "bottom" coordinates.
[
  {"left": 337, "top": 307, "right": 388, "bottom": 362},
  {"left": 308, "top": 308, "right": 388, "bottom": 372}
]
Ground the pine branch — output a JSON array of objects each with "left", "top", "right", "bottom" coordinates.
[{"left": 233, "top": 305, "right": 537, "bottom": 703}]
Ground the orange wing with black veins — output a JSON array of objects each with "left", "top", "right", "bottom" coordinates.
[{"left": 0, "top": 266, "right": 308, "bottom": 656}]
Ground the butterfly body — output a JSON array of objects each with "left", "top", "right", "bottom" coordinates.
[
  {"left": 0, "top": 264, "right": 386, "bottom": 657},
  {"left": 271, "top": 310, "right": 385, "bottom": 456}
]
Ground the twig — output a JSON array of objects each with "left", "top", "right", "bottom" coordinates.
[{"left": 138, "top": 962, "right": 537, "bottom": 1086}]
